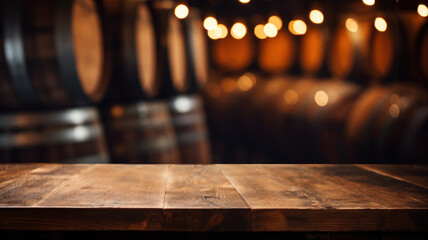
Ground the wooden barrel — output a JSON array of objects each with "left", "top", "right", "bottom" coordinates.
[
  {"left": 414, "top": 19, "right": 428, "bottom": 86},
  {"left": 212, "top": 34, "right": 255, "bottom": 74},
  {"left": 345, "top": 84, "right": 428, "bottom": 163},
  {"left": 0, "top": 4, "right": 20, "bottom": 110},
  {"left": 0, "top": 107, "right": 109, "bottom": 163},
  {"left": 104, "top": 0, "right": 159, "bottom": 102},
  {"left": 3, "top": 0, "right": 107, "bottom": 108},
  {"left": 300, "top": 24, "right": 330, "bottom": 77},
  {"left": 105, "top": 101, "right": 180, "bottom": 164},
  {"left": 328, "top": 15, "right": 372, "bottom": 83},
  {"left": 169, "top": 95, "right": 211, "bottom": 164},
  {"left": 258, "top": 29, "right": 300, "bottom": 75},
  {"left": 370, "top": 12, "right": 426, "bottom": 83},
  {"left": 153, "top": 0, "right": 190, "bottom": 97},
  {"left": 183, "top": 8, "right": 209, "bottom": 92}
]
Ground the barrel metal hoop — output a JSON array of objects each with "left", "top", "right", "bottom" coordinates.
[
  {"left": 3, "top": 0, "right": 40, "bottom": 107},
  {"left": 0, "top": 124, "right": 102, "bottom": 148},
  {"left": 0, "top": 107, "right": 99, "bottom": 128},
  {"left": 113, "top": 136, "right": 177, "bottom": 155},
  {"left": 176, "top": 130, "right": 207, "bottom": 146}
]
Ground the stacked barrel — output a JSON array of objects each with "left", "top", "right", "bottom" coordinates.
[
  {"left": 203, "top": 1, "right": 428, "bottom": 163},
  {"left": 0, "top": 0, "right": 212, "bottom": 164}
]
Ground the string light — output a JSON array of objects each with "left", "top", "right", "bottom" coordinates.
[
  {"left": 254, "top": 24, "right": 267, "bottom": 39},
  {"left": 309, "top": 10, "right": 324, "bottom": 24},
  {"left": 314, "top": 90, "right": 328, "bottom": 107},
  {"left": 362, "top": 0, "right": 375, "bottom": 6},
  {"left": 417, "top": 4, "right": 428, "bottom": 17},
  {"left": 288, "top": 20, "right": 307, "bottom": 35},
  {"left": 264, "top": 23, "right": 278, "bottom": 38},
  {"left": 345, "top": 18, "right": 358, "bottom": 32},
  {"left": 203, "top": 17, "right": 218, "bottom": 31},
  {"left": 374, "top": 17, "right": 387, "bottom": 32},
  {"left": 174, "top": 4, "right": 189, "bottom": 19},
  {"left": 231, "top": 22, "right": 247, "bottom": 39},
  {"left": 268, "top": 16, "right": 283, "bottom": 30},
  {"left": 207, "top": 24, "right": 228, "bottom": 40},
  {"left": 239, "top": 0, "right": 251, "bottom": 3}
]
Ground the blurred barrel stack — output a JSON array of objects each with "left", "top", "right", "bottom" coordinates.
[
  {"left": 1, "top": 0, "right": 427, "bottom": 164},
  {"left": 202, "top": 0, "right": 428, "bottom": 164},
  {"left": 0, "top": 0, "right": 211, "bottom": 164}
]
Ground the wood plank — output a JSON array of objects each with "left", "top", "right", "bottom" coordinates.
[
  {"left": 356, "top": 164, "right": 428, "bottom": 189},
  {"left": 219, "top": 164, "right": 428, "bottom": 231},
  {"left": 0, "top": 164, "right": 91, "bottom": 206},
  {"left": 163, "top": 164, "right": 251, "bottom": 231},
  {"left": 34, "top": 164, "right": 169, "bottom": 207}
]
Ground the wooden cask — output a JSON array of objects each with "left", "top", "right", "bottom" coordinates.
[
  {"left": 258, "top": 30, "right": 300, "bottom": 75},
  {"left": 328, "top": 15, "right": 372, "bottom": 84},
  {"left": 345, "top": 85, "right": 428, "bottom": 163},
  {"left": 0, "top": 107, "right": 109, "bottom": 163},
  {"left": 105, "top": 101, "right": 180, "bottom": 164},
  {"left": 212, "top": 34, "right": 255, "bottom": 74},
  {"left": 104, "top": 0, "right": 159, "bottom": 102},
  {"left": 3, "top": 0, "right": 108, "bottom": 108},
  {"left": 414, "top": 19, "right": 428, "bottom": 86},
  {"left": 183, "top": 8, "right": 209, "bottom": 92},
  {"left": 370, "top": 12, "right": 426, "bottom": 83},
  {"left": 169, "top": 95, "right": 211, "bottom": 164},
  {"left": 300, "top": 24, "right": 330, "bottom": 77},
  {"left": 153, "top": 0, "right": 190, "bottom": 97}
]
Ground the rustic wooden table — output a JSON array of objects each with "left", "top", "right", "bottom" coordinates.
[{"left": 0, "top": 164, "right": 427, "bottom": 232}]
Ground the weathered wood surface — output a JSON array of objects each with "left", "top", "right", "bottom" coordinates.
[{"left": 0, "top": 164, "right": 426, "bottom": 231}]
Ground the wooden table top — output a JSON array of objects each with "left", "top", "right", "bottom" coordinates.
[{"left": 0, "top": 164, "right": 427, "bottom": 232}]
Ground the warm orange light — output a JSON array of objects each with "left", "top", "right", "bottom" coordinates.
[
  {"left": 362, "top": 0, "right": 375, "bottom": 6},
  {"left": 264, "top": 23, "right": 278, "bottom": 38},
  {"left": 345, "top": 18, "right": 358, "bottom": 32},
  {"left": 254, "top": 24, "right": 267, "bottom": 39},
  {"left": 111, "top": 105, "right": 124, "bottom": 117},
  {"left": 174, "top": 4, "right": 189, "bottom": 19},
  {"left": 268, "top": 15, "right": 283, "bottom": 30},
  {"left": 203, "top": 17, "right": 218, "bottom": 30},
  {"left": 309, "top": 10, "right": 324, "bottom": 24},
  {"left": 374, "top": 17, "right": 387, "bottom": 32},
  {"left": 207, "top": 24, "right": 227, "bottom": 40},
  {"left": 288, "top": 20, "right": 307, "bottom": 35},
  {"left": 221, "top": 77, "right": 237, "bottom": 92},
  {"left": 284, "top": 90, "right": 299, "bottom": 105},
  {"left": 389, "top": 104, "right": 400, "bottom": 118},
  {"left": 231, "top": 22, "right": 247, "bottom": 39},
  {"left": 237, "top": 74, "right": 254, "bottom": 91},
  {"left": 314, "top": 90, "right": 328, "bottom": 107},
  {"left": 239, "top": 0, "right": 251, "bottom": 3},
  {"left": 418, "top": 4, "right": 428, "bottom": 17}
]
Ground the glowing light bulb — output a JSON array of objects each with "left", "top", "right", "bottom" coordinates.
[
  {"left": 239, "top": 0, "right": 251, "bottom": 3},
  {"left": 346, "top": 18, "right": 358, "bottom": 32},
  {"left": 309, "top": 10, "right": 324, "bottom": 24},
  {"left": 264, "top": 23, "right": 278, "bottom": 38},
  {"left": 362, "top": 0, "right": 375, "bottom": 6},
  {"left": 315, "top": 90, "right": 328, "bottom": 107},
  {"left": 203, "top": 17, "right": 218, "bottom": 30},
  {"left": 254, "top": 24, "right": 267, "bottom": 39},
  {"left": 237, "top": 74, "right": 254, "bottom": 91},
  {"left": 374, "top": 17, "right": 387, "bottom": 32},
  {"left": 207, "top": 24, "right": 228, "bottom": 40},
  {"left": 417, "top": 4, "right": 428, "bottom": 17},
  {"left": 174, "top": 4, "right": 189, "bottom": 19},
  {"left": 231, "top": 22, "right": 247, "bottom": 39},
  {"left": 289, "top": 20, "right": 307, "bottom": 35},
  {"left": 268, "top": 15, "right": 283, "bottom": 30}
]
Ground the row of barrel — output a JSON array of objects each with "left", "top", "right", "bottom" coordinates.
[
  {"left": 210, "top": 10, "right": 428, "bottom": 87},
  {"left": 0, "top": 95, "right": 211, "bottom": 164},
  {"left": 203, "top": 73, "right": 428, "bottom": 164},
  {"left": 0, "top": 0, "right": 208, "bottom": 111}
]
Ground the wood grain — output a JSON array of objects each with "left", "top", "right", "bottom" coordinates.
[
  {"left": 356, "top": 164, "right": 428, "bottom": 189},
  {"left": 0, "top": 164, "right": 427, "bottom": 231}
]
